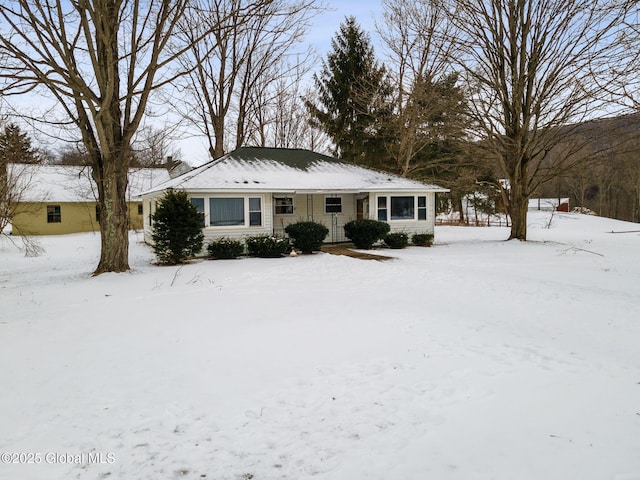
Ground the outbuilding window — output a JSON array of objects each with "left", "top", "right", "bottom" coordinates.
[{"left": 47, "top": 205, "right": 61, "bottom": 223}]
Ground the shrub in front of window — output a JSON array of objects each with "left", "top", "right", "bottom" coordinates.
[
  {"left": 384, "top": 232, "right": 409, "bottom": 249},
  {"left": 412, "top": 233, "right": 434, "bottom": 246},
  {"left": 245, "top": 234, "right": 290, "bottom": 258},
  {"left": 284, "top": 221, "right": 329, "bottom": 254},
  {"left": 151, "top": 189, "right": 205, "bottom": 265},
  {"left": 343, "top": 219, "right": 390, "bottom": 249},
  {"left": 207, "top": 237, "right": 245, "bottom": 259}
]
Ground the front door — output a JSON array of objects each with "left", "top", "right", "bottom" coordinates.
[{"left": 356, "top": 198, "right": 365, "bottom": 220}]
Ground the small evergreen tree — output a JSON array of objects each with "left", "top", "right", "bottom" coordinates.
[{"left": 151, "top": 189, "right": 204, "bottom": 265}]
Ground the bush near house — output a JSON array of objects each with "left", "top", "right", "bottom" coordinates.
[
  {"left": 207, "top": 237, "right": 244, "bottom": 259},
  {"left": 151, "top": 189, "right": 205, "bottom": 265},
  {"left": 343, "top": 219, "right": 390, "bottom": 250},
  {"left": 284, "top": 221, "right": 329, "bottom": 254},
  {"left": 384, "top": 232, "right": 409, "bottom": 249},
  {"left": 245, "top": 234, "right": 290, "bottom": 258},
  {"left": 412, "top": 233, "right": 434, "bottom": 246}
]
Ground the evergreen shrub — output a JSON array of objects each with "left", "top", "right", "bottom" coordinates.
[
  {"left": 207, "top": 237, "right": 244, "bottom": 259},
  {"left": 284, "top": 221, "right": 329, "bottom": 254},
  {"left": 412, "top": 233, "right": 434, "bottom": 246},
  {"left": 245, "top": 234, "right": 290, "bottom": 258},
  {"left": 343, "top": 219, "right": 390, "bottom": 249},
  {"left": 151, "top": 189, "right": 205, "bottom": 265},
  {"left": 384, "top": 232, "right": 409, "bottom": 249}
]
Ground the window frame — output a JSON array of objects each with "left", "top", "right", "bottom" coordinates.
[
  {"left": 377, "top": 195, "right": 429, "bottom": 222},
  {"left": 274, "top": 196, "right": 294, "bottom": 215},
  {"left": 325, "top": 196, "right": 343, "bottom": 214},
  {"left": 47, "top": 205, "right": 61, "bottom": 223},
  {"left": 193, "top": 195, "right": 264, "bottom": 229}
]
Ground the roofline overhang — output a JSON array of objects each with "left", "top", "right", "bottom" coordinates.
[{"left": 140, "top": 186, "right": 450, "bottom": 197}]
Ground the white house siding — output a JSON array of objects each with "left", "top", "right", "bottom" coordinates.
[
  {"left": 272, "top": 193, "right": 359, "bottom": 242},
  {"left": 142, "top": 192, "right": 274, "bottom": 250}
]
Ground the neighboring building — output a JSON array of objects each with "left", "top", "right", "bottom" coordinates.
[
  {"left": 528, "top": 198, "right": 570, "bottom": 212},
  {"left": 140, "top": 147, "right": 449, "bottom": 245},
  {"left": 9, "top": 164, "right": 171, "bottom": 235}
]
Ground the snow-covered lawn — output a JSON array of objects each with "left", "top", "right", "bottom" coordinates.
[{"left": 1, "top": 211, "right": 639, "bottom": 480}]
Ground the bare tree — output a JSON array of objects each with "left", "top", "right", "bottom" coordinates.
[
  {"left": 446, "top": 0, "right": 639, "bottom": 240},
  {"left": 0, "top": 0, "right": 208, "bottom": 274},
  {"left": 378, "top": 0, "right": 468, "bottom": 176},
  {"left": 132, "top": 125, "right": 182, "bottom": 167},
  {"left": 173, "top": 0, "right": 322, "bottom": 160}
]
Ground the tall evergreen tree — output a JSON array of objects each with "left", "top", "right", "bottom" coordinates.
[
  {"left": 305, "top": 17, "right": 391, "bottom": 165},
  {"left": 0, "top": 123, "right": 38, "bottom": 168}
]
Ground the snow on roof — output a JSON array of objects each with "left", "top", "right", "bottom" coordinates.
[
  {"left": 141, "top": 147, "right": 448, "bottom": 195},
  {"left": 9, "top": 163, "right": 172, "bottom": 203}
]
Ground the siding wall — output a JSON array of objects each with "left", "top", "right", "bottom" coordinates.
[
  {"left": 142, "top": 190, "right": 439, "bottom": 251},
  {"left": 12, "top": 201, "right": 144, "bottom": 235}
]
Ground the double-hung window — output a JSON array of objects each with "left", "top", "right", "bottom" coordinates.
[
  {"left": 249, "top": 197, "right": 262, "bottom": 226},
  {"left": 377, "top": 197, "right": 387, "bottom": 221},
  {"left": 417, "top": 196, "right": 427, "bottom": 220},
  {"left": 274, "top": 197, "right": 293, "bottom": 215},
  {"left": 325, "top": 196, "right": 342, "bottom": 214},
  {"left": 191, "top": 197, "right": 205, "bottom": 227}
]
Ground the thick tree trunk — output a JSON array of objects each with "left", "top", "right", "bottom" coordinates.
[
  {"left": 92, "top": 152, "right": 130, "bottom": 275},
  {"left": 508, "top": 178, "right": 528, "bottom": 240}
]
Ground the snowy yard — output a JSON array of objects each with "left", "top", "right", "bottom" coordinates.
[{"left": 1, "top": 211, "right": 639, "bottom": 480}]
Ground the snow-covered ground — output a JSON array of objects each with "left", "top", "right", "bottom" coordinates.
[{"left": 1, "top": 211, "right": 639, "bottom": 480}]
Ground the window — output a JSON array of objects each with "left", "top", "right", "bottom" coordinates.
[
  {"left": 325, "top": 196, "right": 342, "bottom": 213},
  {"left": 95, "top": 204, "right": 101, "bottom": 222},
  {"left": 274, "top": 197, "right": 294, "bottom": 215},
  {"left": 191, "top": 197, "right": 205, "bottom": 227},
  {"left": 249, "top": 197, "right": 262, "bottom": 226},
  {"left": 418, "top": 196, "right": 427, "bottom": 221},
  {"left": 391, "top": 196, "right": 414, "bottom": 220},
  {"left": 377, "top": 197, "right": 387, "bottom": 221},
  {"left": 210, "top": 197, "right": 244, "bottom": 226},
  {"left": 47, "top": 205, "right": 61, "bottom": 223},
  {"left": 137, "top": 204, "right": 143, "bottom": 215}
]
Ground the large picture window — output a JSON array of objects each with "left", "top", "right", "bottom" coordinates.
[
  {"left": 210, "top": 197, "right": 244, "bottom": 226},
  {"left": 391, "top": 196, "right": 414, "bottom": 220}
]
